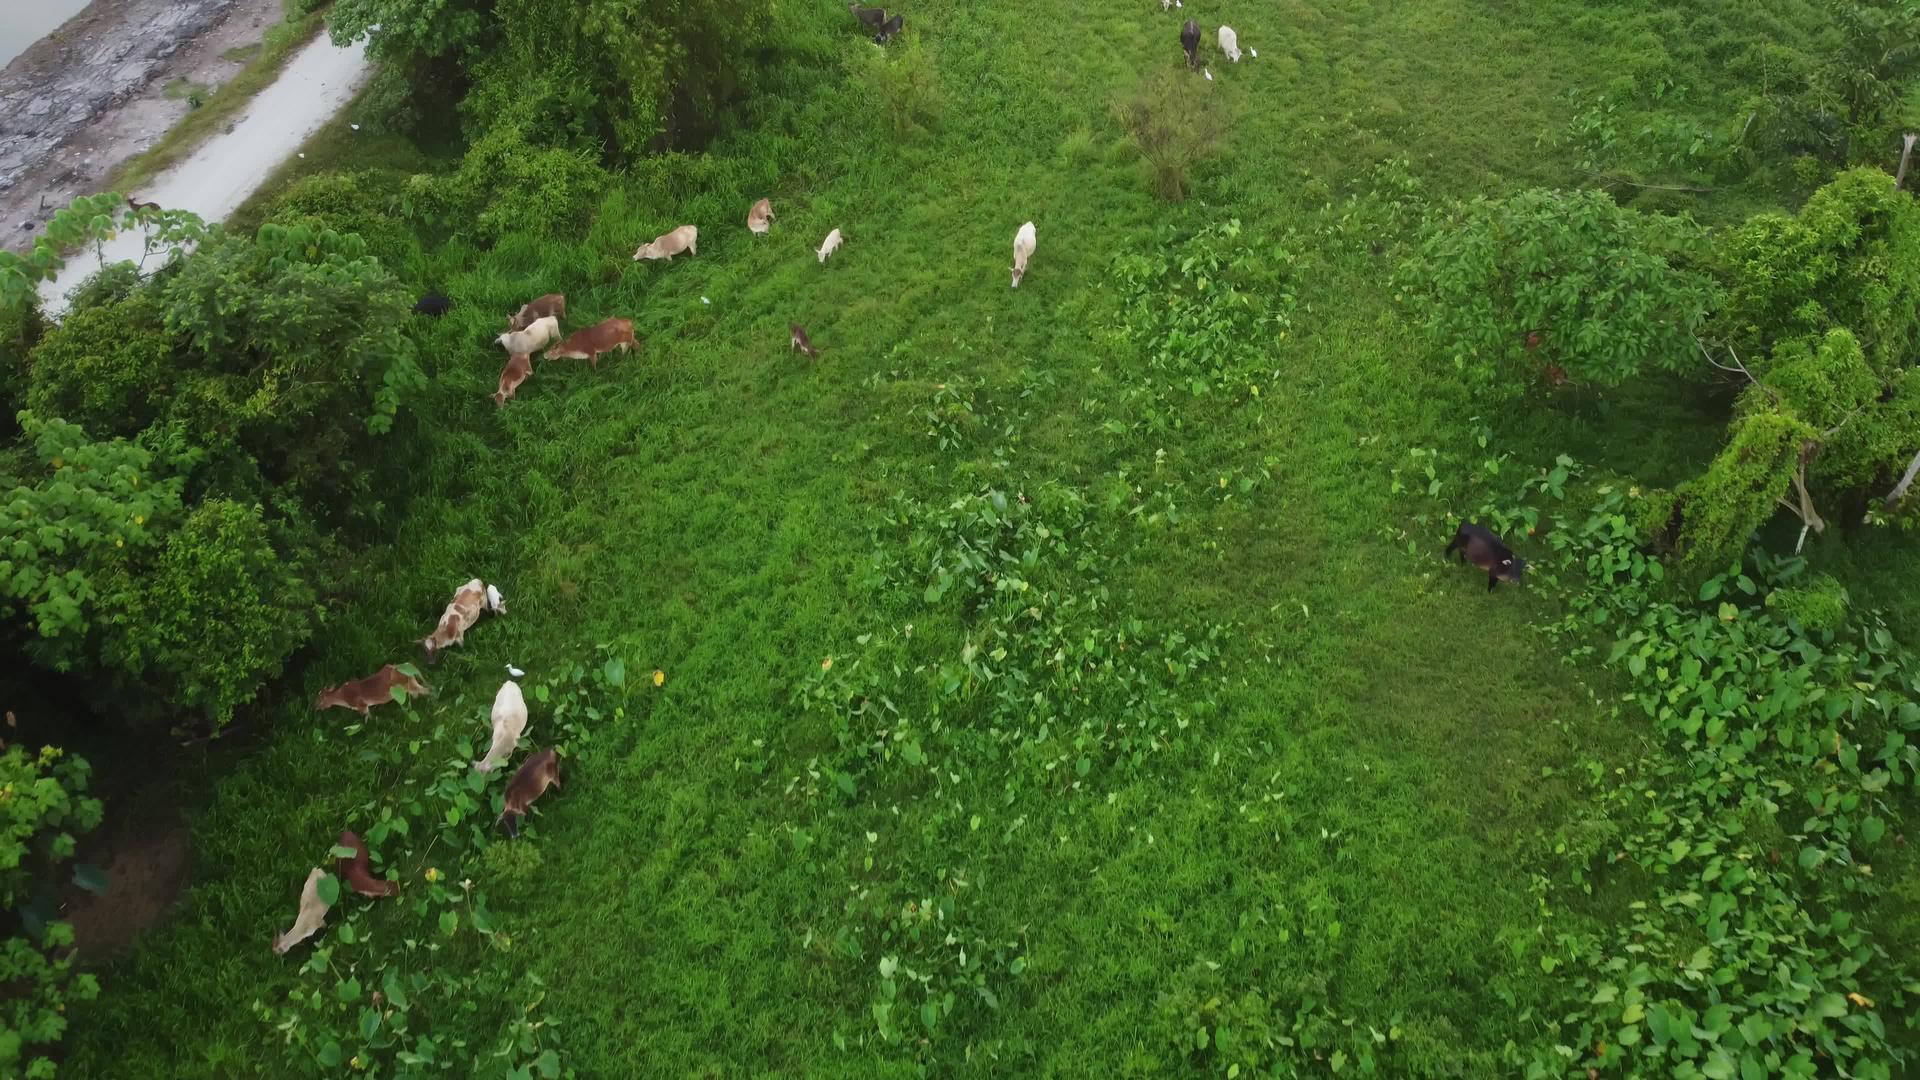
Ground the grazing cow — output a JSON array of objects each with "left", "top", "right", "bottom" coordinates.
[
  {"left": 422, "top": 578, "right": 505, "bottom": 662},
  {"left": 874, "top": 13, "right": 904, "bottom": 43},
  {"left": 1181, "top": 19, "right": 1201, "bottom": 67},
  {"left": 633, "top": 225, "right": 698, "bottom": 261},
  {"left": 748, "top": 197, "right": 774, "bottom": 235},
  {"left": 1011, "top": 221, "right": 1037, "bottom": 288},
  {"left": 508, "top": 293, "right": 565, "bottom": 333},
  {"left": 497, "top": 315, "right": 560, "bottom": 356},
  {"left": 849, "top": 2, "right": 888, "bottom": 28},
  {"left": 495, "top": 352, "right": 533, "bottom": 407},
  {"left": 1444, "top": 522, "right": 1528, "bottom": 592},
  {"left": 497, "top": 748, "right": 562, "bottom": 838},
  {"left": 790, "top": 324, "right": 820, "bottom": 359},
  {"left": 544, "top": 317, "right": 636, "bottom": 369},
  {"left": 272, "top": 868, "right": 331, "bottom": 955},
  {"left": 817, "top": 228, "right": 844, "bottom": 263},
  {"left": 125, "top": 197, "right": 160, "bottom": 212},
  {"left": 413, "top": 293, "right": 453, "bottom": 317},
  {"left": 336, "top": 830, "right": 397, "bottom": 898},
  {"left": 1217, "top": 25, "right": 1241, "bottom": 62},
  {"left": 473, "top": 681, "right": 529, "bottom": 773},
  {"left": 315, "top": 664, "right": 430, "bottom": 718}
]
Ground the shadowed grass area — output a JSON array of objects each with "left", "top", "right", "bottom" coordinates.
[{"left": 57, "top": 0, "right": 1920, "bottom": 1074}]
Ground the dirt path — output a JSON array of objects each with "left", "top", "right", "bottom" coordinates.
[
  {"left": 37, "top": 29, "right": 370, "bottom": 314},
  {"left": 0, "top": 0, "right": 294, "bottom": 254}
]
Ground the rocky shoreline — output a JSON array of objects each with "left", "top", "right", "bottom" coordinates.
[{"left": 0, "top": 0, "right": 284, "bottom": 253}]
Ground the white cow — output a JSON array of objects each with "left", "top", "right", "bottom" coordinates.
[
  {"left": 1218, "top": 25, "right": 1241, "bottom": 62},
  {"left": 473, "top": 680, "right": 529, "bottom": 773},
  {"left": 817, "top": 227, "right": 844, "bottom": 263},
  {"left": 1011, "top": 221, "right": 1037, "bottom": 288},
  {"left": 272, "top": 868, "right": 332, "bottom": 955},
  {"left": 496, "top": 315, "right": 559, "bottom": 356},
  {"left": 633, "top": 224, "right": 698, "bottom": 261}
]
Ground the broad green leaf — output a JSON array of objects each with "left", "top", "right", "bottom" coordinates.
[{"left": 315, "top": 873, "right": 342, "bottom": 906}]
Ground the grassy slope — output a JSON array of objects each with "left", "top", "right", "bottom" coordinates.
[{"left": 64, "top": 0, "right": 1916, "bottom": 1074}]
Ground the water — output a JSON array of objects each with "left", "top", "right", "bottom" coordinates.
[{"left": 1, "top": 0, "right": 95, "bottom": 70}]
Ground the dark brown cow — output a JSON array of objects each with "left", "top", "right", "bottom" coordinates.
[
  {"left": 497, "top": 748, "right": 562, "bottom": 838},
  {"left": 336, "top": 830, "right": 398, "bottom": 898},
  {"left": 1444, "top": 522, "right": 1529, "bottom": 592},
  {"left": 508, "top": 293, "right": 565, "bottom": 333},
  {"left": 495, "top": 352, "right": 532, "bottom": 406},
  {"left": 790, "top": 324, "right": 820, "bottom": 360},
  {"left": 543, "top": 318, "right": 636, "bottom": 369}
]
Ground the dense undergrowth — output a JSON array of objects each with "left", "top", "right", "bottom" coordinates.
[{"left": 1, "top": 0, "right": 1918, "bottom": 1075}]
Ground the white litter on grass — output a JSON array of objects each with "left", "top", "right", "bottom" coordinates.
[{"left": 506, "top": 664, "right": 525, "bottom": 677}]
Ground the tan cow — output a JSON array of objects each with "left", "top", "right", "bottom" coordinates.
[
  {"left": 507, "top": 293, "right": 565, "bottom": 333},
  {"left": 422, "top": 578, "right": 505, "bottom": 662},
  {"left": 817, "top": 227, "right": 844, "bottom": 263},
  {"left": 633, "top": 225, "right": 698, "bottom": 261},
  {"left": 497, "top": 747, "right": 562, "bottom": 838},
  {"left": 494, "top": 352, "right": 532, "bottom": 407},
  {"left": 497, "top": 315, "right": 560, "bottom": 356},
  {"left": 272, "top": 868, "right": 331, "bottom": 955},
  {"left": 748, "top": 198, "right": 774, "bottom": 235},
  {"left": 543, "top": 318, "right": 636, "bottom": 369},
  {"left": 315, "top": 664, "right": 430, "bottom": 717}
]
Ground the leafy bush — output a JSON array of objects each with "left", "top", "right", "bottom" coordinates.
[
  {"left": 1671, "top": 408, "right": 1811, "bottom": 573},
  {"left": 1112, "top": 71, "right": 1231, "bottom": 201},
  {"left": 0, "top": 744, "right": 103, "bottom": 1080},
  {"left": 108, "top": 499, "right": 316, "bottom": 727},
  {"left": 25, "top": 290, "right": 179, "bottom": 438},
  {"left": 267, "top": 170, "right": 415, "bottom": 266},
  {"left": 408, "top": 118, "right": 609, "bottom": 243},
  {"left": 1399, "top": 188, "right": 1717, "bottom": 393},
  {"left": 1710, "top": 168, "right": 1920, "bottom": 375},
  {"left": 853, "top": 33, "right": 941, "bottom": 136}
]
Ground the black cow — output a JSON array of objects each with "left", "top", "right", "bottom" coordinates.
[
  {"left": 874, "top": 13, "right": 904, "bottom": 43},
  {"left": 1181, "top": 19, "right": 1200, "bottom": 68},
  {"left": 413, "top": 292, "right": 453, "bottom": 317},
  {"left": 1444, "top": 522, "right": 1528, "bottom": 592}
]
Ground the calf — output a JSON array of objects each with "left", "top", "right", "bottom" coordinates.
[
  {"left": 497, "top": 748, "right": 562, "bottom": 838},
  {"left": 1444, "top": 522, "right": 1528, "bottom": 592},
  {"left": 1218, "top": 25, "right": 1240, "bottom": 62},
  {"left": 125, "top": 197, "right": 161, "bottom": 213},
  {"left": 874, "top": 13, "right": 904, "bottom": 43},
  {"left": 508, "top": 293, "right": 565, "bottom": 333},
  {"left": 495, "top": 352, "right": 532, "bottom": 407},
  {"left": 473, "top": 680, "right": 528, "bottom": 773},
  {"left": 413, "top": 292, "right": 453, "bottom": 317},
  {"left": 1011, "top": 221, "right": 1037, "bottom": 288},
  {"left": 272, "top": 868, "right": 331, "bottom": 955},
  {"left": 315, "top": 664, "right": 430, "bottom": 718},
  {"left": 817, "top": 227, "right": 844, "bottom": 263},
  {"left": 543, "top": 317, "right": 636, "bottom": 369},
  {"left": 422, "top": 578, "right": 505, "bottom": 662},
  {"left": 791, "top": 324, "right": 820, "bottom": 359},
  {"left": 748, "top": 197, "right": 774, "bottom": 235},
  {"left": 633, "top": 224, "right": 698, "bottom": 261},
  {"left": 849, "top": 2, "right": 888, "bottom": 28},
  {"left": 497, "top": 314, "right": 560, "bottom": 356},
  {"left": 336, "top": 830, "right": 397, "bottom": 898},
  {"left": 1181, "top": 19, "right": 1201, "bottom": 67}
]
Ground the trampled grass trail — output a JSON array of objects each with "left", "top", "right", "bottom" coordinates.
[{"left": 63, "top": 0, "right": 1913, "bottom": 1074}]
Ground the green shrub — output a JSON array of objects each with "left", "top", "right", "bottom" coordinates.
[
  {"left": 1710, "top": 168, "right": 1920, "bottom": 374},
  {"left": 416, "top": 118, "right": 609, "bottom": 242},
  {"left": 1673, "top": 409, "right": 1810, "bottom": 573},
  {"left": 853, "top": 33, "right": 941, "bottom": 136},
  {"left": 0, "top": 297, "right": 42, "bottom": 426},
  {"left": 267, "top": 170, "right": 415, "bottom": 266},
  {"left": 25, "top": 291, "right": 178, "bottom": 438},
  {"left": 1399, "top": 188, "right": 1718, "bottom": 393},
  {"left": 1112, "top": 70, "right": 1231, "bottom": 201},
  {"left": 107, "top": 499, "right": 316, "bottom": 727},
  {"left": 0, "top": 744, "right": 103, "bottom": 1080},
  {"left": 1765, "top": 572, "right": 1849, "bottom": 630}
]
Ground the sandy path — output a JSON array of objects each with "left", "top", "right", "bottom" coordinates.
[{"left": 38, "top": 30, "right": 370, "bottom": 315}]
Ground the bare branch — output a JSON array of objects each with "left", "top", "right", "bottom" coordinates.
[
  {"left": 1586, "top": 172, "right": 1717, "bottom": 193},
  {"left": 1882, "top": 447, "right": 1920, "bottom": 509}
]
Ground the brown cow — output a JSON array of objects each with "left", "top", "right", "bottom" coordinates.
[
  {"left": 422, "top": 578, "right": 504, "bottom": 662},
  {"left": 125, "top": 197, "right": 160, "bottom": 213},
  {"left": 497, "top": 747, "right": 562, "bottom": 838},
  {"left": 315, "top": 664, "right": 430, "bottom": 717},
  {"left": 336, "top": 830, "right": 397, "bottom": 898},
  {"left": 790, "top": 324, "right": 820, "bottom": 360},
  {"left": 543, "top": 318, "right": 636, "bottom": 369},
  {"left": 507, "top": 293, "right": 565, "bottom": 333},
  {"left": 495, "top": 352, "right": 532, "bottom": 406}
]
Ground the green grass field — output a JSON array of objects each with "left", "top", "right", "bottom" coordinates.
[{"left": 59, "top": 0, "right": 1920, "bottom": 1074}]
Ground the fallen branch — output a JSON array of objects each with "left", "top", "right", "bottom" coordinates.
[
  {"left": 1883, "top": 447, "right": 1920, "bottom": 509},
  {"left": 1587, "top": 172, "right": 1717, "bottom": 193}
]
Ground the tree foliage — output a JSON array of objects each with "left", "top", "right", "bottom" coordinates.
[{"left": 1400, "top": 188, "right": 1718, "bottom": 392}]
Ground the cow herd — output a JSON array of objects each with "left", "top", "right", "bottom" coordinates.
[{"left": 277, "top": 578, "right": 559, "bottom": 954}]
